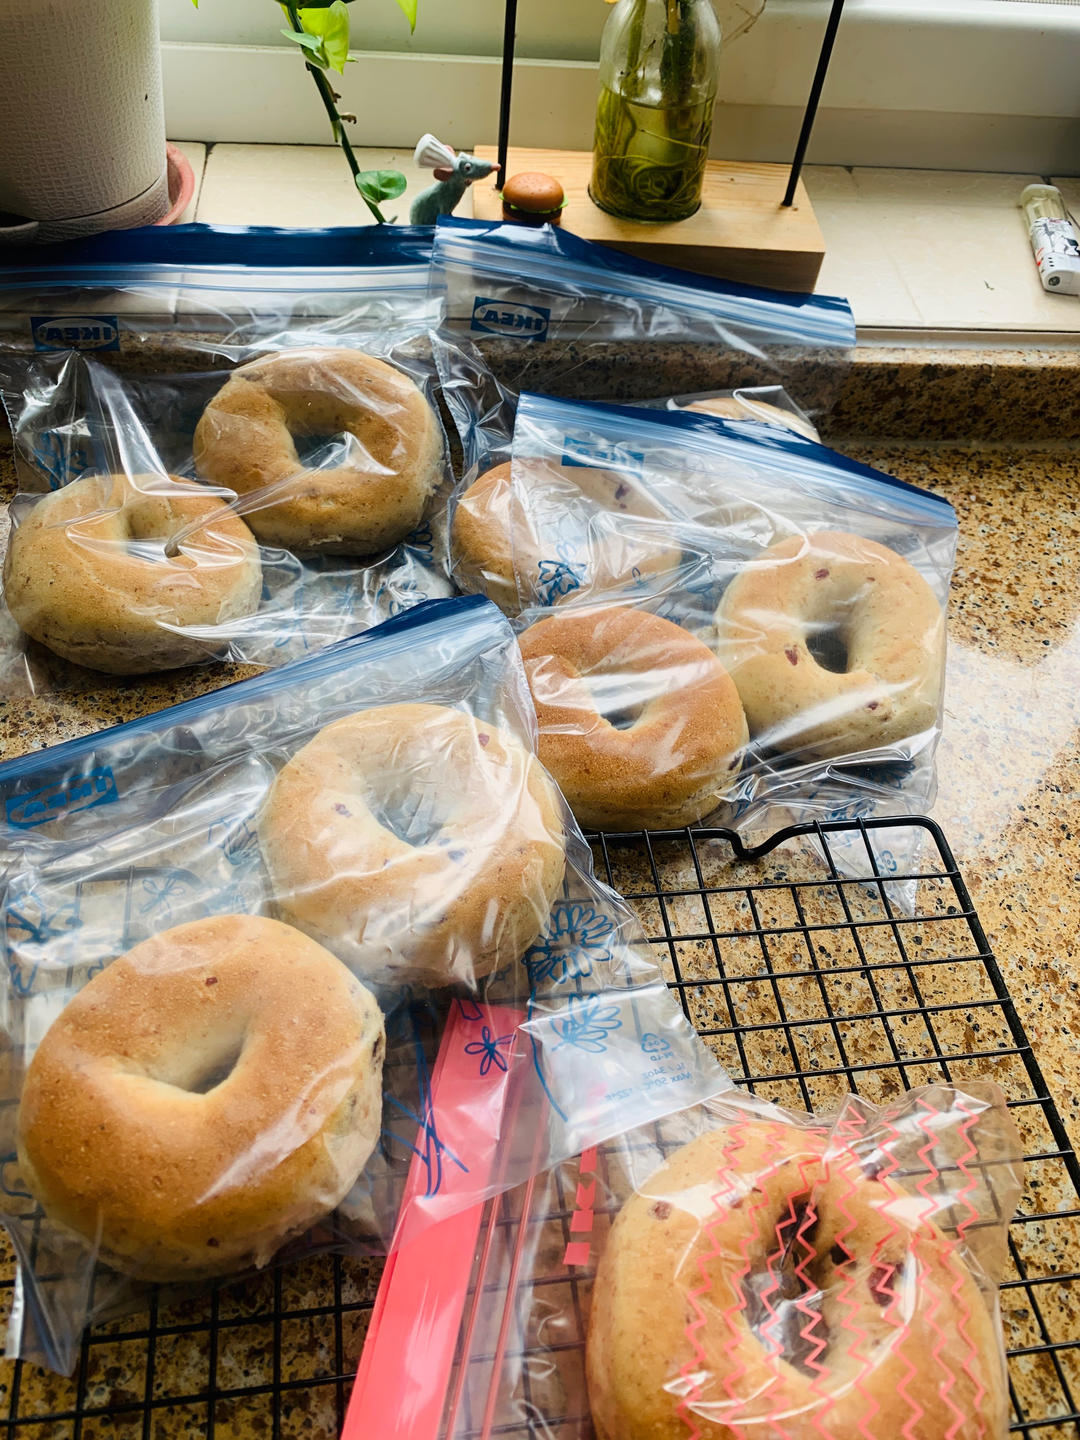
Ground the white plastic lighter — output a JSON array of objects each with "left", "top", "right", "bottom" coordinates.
[{"left": 1020, "top": 184, "right": 1080, "bottom": 296}]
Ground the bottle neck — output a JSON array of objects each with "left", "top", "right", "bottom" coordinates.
[{"left": 601, "top": 0, "right": 721, "bottom": 105}]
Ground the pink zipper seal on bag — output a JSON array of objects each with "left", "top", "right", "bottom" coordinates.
[{"left": 342, "top": 999, "right": 526, "bottom": 1440}]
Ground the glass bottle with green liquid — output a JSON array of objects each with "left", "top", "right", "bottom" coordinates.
[{"left": 590, "top": 0, "right": 722, "bottom": 223}]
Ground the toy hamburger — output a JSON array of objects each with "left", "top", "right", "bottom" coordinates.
[{"left": 501, "top": 172, "right": 566, "bottom": 227}]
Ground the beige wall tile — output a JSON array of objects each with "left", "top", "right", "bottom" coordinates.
[
  {"left": 195, "top": 143, "right": 447, "bottom": 227},
  {"left": 849, "top": 169, "right": 1041, "bottom": 207},
  {"left": 873, "top": 204, "right": 1061, "bottom": 329},
  {"left": 802, "top": 165, "right": 858, "bottom": 202},
  {"left": 812, "top": 166, "right": 1080, "bottom": 331},
  {"left": 812, "top": 202, "right": 922, "bottom": 326}
]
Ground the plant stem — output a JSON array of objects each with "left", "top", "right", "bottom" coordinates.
[
  {"left": 660, "top": 0, "right": 695, "bottom": 107},
  {"left": 283, "top": 3, "right": 388, "bottom": 223},
  {"left": 623, "top": 0, "right": 645, "bottom": 100}
]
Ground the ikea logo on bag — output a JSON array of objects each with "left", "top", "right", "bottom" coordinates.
[
  {"left": 31, "top": 316, "right": 120, "bottom": 352},
  {"left": 5, "top": 768, "right": 118, "bottom": 829},
  {"left": 470, "top": 296, "right": 549, "bottom": 342}
]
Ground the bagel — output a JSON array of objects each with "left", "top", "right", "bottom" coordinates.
[
  {"left": 587, "top": 1120, "right": 1008, "bottom": 1440},
  {"left": 518, "top": 606, "right": 748, "bottom": 830},
  {"left": 3, "top": 472, "right": 262, "bottom": 674},
  {"left": 193, "top": 347, "right": 444, "bottom": 556},
  {"left": 680, "top": 392, "right": 821, "bottom": 441},
  {"left": 715, "top": 529, "right": 945, "bottom": 759},
  {"left": 450, "top": 459, "right": 682, "bottom": 613},
  {"left": 258, "top": 702, "right": 567, "bottom": 987},
  {"left": 16, "top": 914, "right": 384, "bottom": 1282}
]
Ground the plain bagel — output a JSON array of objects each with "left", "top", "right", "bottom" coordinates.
[
  {"left": 17, "top": 914, "right": 384, "bottom": 1282},
  {"left": 680, "top": 392, "right": 821, "bottom": 441},
  {"left": 715, "top": 529, "right": 946, "bottom": 759},
  {"left": 518, "top": 605, "right": 748, "bottom": 830},
  {"left": 450, "top": 459, "right": 682, "bottom": 612},
  {"left": 193, "top": 347, "right": 444, "bottom": 556},
  {"left": 3, "top": 471, "right": 262, "bottom": 674},
  {"left": 258, "top": 702, "right": 567, "bottom": 987},
  {"left": 587, "top": 1119, "right": 1008, "bottom": 1440}
]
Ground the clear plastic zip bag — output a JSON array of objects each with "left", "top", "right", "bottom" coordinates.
[
  {"left": 0, "top": 226, "right": 457, "bottom": 692},
  {"left": 0, "top": 336, "right": 456, "bottom": 690},
  {"left": 418, "top": 1084, "right": 1021, "bottom": 1440},
  {"left": 0, "top": 595, "right": 728, "bottom": 1373},
  {"left": 430, "top": 339, "right": 819, "bottom": 618},
  {"left": 0, "top": 224, "right": 441, "bottom": 363},
  {"left": 434, "top": 331, "right": 721, "bottom": 623},
  {"left": 503, "top": 396, "right": 957, "bottom": 866},
  {"left": 430, "top": 217, "right": 855, "bottom": 412}
]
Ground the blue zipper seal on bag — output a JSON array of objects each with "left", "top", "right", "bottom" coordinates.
[
  {"left": 517, "top": 392, "right": 956, "bottom": 527},
  {"left": 433, "top": 217, "right": 856, "bottom": 350},
  {"left": 0, "top": 223, "right": 435, "bottom": 284},
  {"left": 0, "top": 595, "right": 500, "bottom": 814}
]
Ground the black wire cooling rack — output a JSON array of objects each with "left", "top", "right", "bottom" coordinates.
[
  {"left": 449, "top": 817, "right": 1080, "bottom": 1440},
  {"left": 0, "top": 816, "right": 1076, "bottom": 1440}
]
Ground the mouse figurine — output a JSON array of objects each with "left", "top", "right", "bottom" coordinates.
[{"left": 409, "top": 134, "right": 499, "bottom": 225}]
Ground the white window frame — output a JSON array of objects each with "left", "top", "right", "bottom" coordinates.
[{"left": 162, "top": 0, "right": 1080, "bottom": 174}]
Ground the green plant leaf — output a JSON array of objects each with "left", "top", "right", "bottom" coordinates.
[
  {"left": 297, "top": 1, "right": 351, "bottom": 73},
  {"left": 392, "top": 0, "right": 418, "bottom": 33},
  {"left": 281, "top": 26, "right": 327, "bottom": 60},
  {"left": 355, "top": 169, "right": 408, "bottom": 204}
]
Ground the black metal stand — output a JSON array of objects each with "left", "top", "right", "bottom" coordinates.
[
  {"left": 495, "top": 0, "right": 520, "bottom": 192},
  {"left": 782, "top": 0, "right": 847, "bottom": 206}
]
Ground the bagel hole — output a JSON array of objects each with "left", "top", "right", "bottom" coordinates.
[
  {"left": 744, "top": 1196, "right": 831, "bottom": 1376},
  {"left": 583, "top": 673, "right": 648, "bottom": 731},
  {"left": 293, "top": 432, "right": 352, "bottom": 468},
  {"left": 363, "top": 771, "right": 445, "bottom": 848},
  {"left": 605, "top": 700, "right": 648, "bottom": 731},
  {"left": 124, "top": 510, "right": 164, "bottom": 544},
  {"left": 183, "top": 1038, "right": 245, "bottom": 1094},
  {"left": 805, "top": 621, "right": 850, "bottom": 674},
  {"left": 122, "top": 501, "right": 187, "bottom": 561}
]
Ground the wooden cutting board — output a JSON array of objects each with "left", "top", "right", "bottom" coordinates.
[{"left": 468, "top": 145, "right": 825, "bottom": 293}]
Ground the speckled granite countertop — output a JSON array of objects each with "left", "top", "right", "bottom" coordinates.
[
  {"left": 0, "top": 347, "right": 1078, "bottom": 1435},
  {"left": 849, "top": 440, "right": 1080, "bottom": 1126}
]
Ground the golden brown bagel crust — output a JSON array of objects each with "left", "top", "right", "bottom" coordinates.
[
  {"left": 587, "top": 1121, "right": 1007, "bottom": 1440},
  {"left": 450, "top": 460, "right": 681, "bottom": 613},
  {"left": 519, "top": 606, "right": 748, "bottom": 830},
  {"left": 17, "top": 914, "right": 384, "bottom": 1282},
  {"left": 193, "top": 347, "right": 444, "bottom": 556},
  {"left": 258, "top": 702, "right": 567, "bottom": 987},
  {"left": 681, "top": 393, "right": 821, "bottom": 441},
  {"left": 715, "top": 529, "right": 945, "bottom": 759},
  {"left": 3, "top": 472, "right": 262, "bottom": 674}
]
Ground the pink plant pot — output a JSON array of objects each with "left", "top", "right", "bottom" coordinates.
[{"left": 157, "top": 144, "right": 197, "bottom": 227}]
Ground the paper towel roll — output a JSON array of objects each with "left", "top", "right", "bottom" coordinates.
[{"left": 0, "top": 0, "right": 168, "bottom": 236}]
